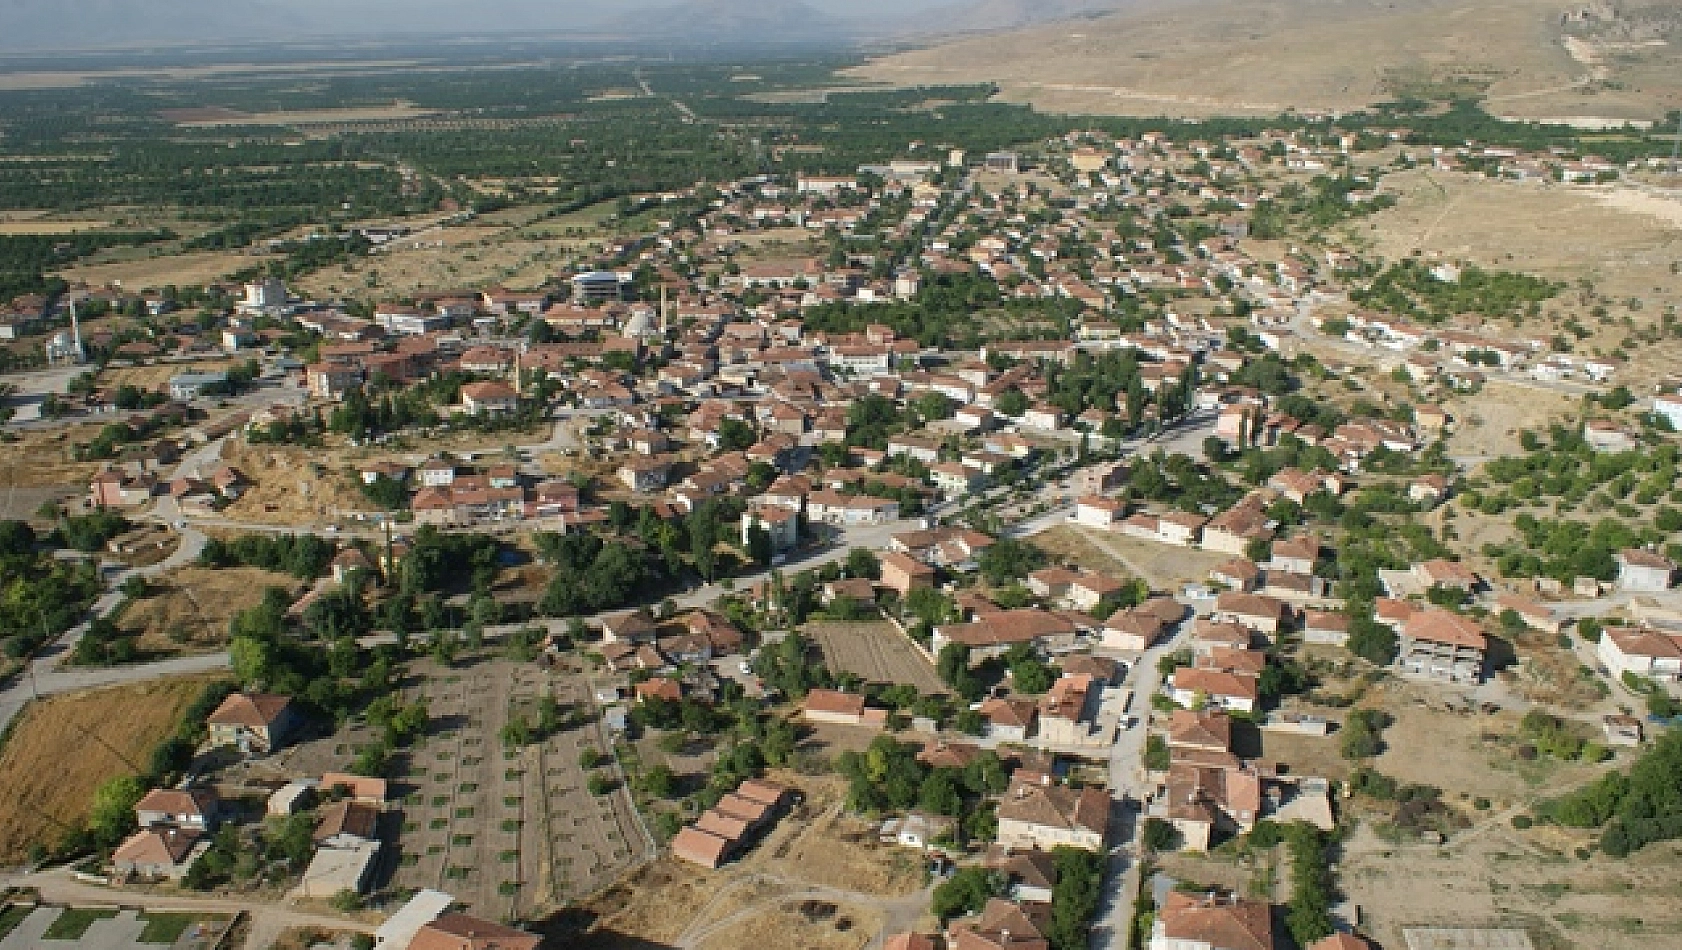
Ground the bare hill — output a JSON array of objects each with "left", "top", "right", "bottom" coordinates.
[{"left": 851, "top": 0, "right": 1682, "bottom": 123}]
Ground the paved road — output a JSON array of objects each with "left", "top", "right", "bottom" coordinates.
[{"left": 0, "top": 866, "right": 372, "bottom": 950}]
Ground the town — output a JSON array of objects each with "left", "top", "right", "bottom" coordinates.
[{"left": 0, "top": 43, "right": 1678, "bottom": 950}]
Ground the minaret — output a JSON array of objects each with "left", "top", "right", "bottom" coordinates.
[
  {"left": 69, "top": 300, "right": 85, "bottom": 363},
  {"left": 658, "top": 284, "right": 668, "bottom": 338}
]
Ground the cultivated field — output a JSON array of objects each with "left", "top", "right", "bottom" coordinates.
[
  {"left": 381, "top": 655, "right": 644, "bottom": 920},
  {"left": 0, "top": 674, "right": 226, "bottom": 862},
  {"left": 806, "top": 621, "right": 944, "bottom": 693},
  {"left": 116, "top": 565, "right": 299, "bottom": 656}
]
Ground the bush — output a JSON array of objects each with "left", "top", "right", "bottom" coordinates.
[{"left": 1511, "top": 814, "right": 1533, "bottom": 829}]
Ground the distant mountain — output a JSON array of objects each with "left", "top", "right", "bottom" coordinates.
[{"left": 894, "top": 0, "right": 1121, "bottom": 39}]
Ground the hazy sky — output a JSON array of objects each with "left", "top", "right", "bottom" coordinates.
[{"left": 0, "top": 0, "right": 971, "bottom": 52}]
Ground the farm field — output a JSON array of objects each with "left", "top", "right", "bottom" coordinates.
[
  {"left": 0, "top": 675, "right": 225, "bottom": 862},
  {"left": 805, "top": 621, "right": 944, "bottom": 694},
  {"left": 384, "top": 655, "right": 646, "bottom": 920}
]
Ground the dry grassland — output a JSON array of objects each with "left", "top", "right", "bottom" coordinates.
[
  {"left": 0, "top": 674, "right": 226, "bottom": 861},
  {"left": 1441, "top": 379, "right": 1580, "bottom": 462},
  {"left": 853, "top": 0, "right": 1677, "bottom": 122},
  {"left": 572, "top": 858, "right": 721, "bottom": 948},
  {"left": 695, "top": 901, "right": 879, "bottom": 950},
  {"left": 58, "top": 248, "right": 254, "bottom": 292},
  {"left": 0, "top": 218, "right": 113, "bottom": 235},
  {"left": 117, "top": 565, "right": 298, "bottom": 655}
]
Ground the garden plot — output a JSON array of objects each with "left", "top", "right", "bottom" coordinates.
[{"left": 387, "top": 655, "right": 644, "bottom": 921}]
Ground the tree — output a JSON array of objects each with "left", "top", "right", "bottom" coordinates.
[
  {"left": 1140, "top": 817, "right": 1179, "bottom": 852},
  {"left": 931, "top": 867, "right": 1004, "bottom": 920},
  {"left": 716, "top": 417, "right": 756, "bottom": 452},
  {"left": 1340, "top": 708, "right": 1388, "bottom": 759},
  {"left": 88, "top": 774, "right": 144, "bottom": 846},
  {"left": 501, "top": 714, "right": 532, "bottom": 750},
  {"left": 640, "top": 765, "right": 676, "bottom": 798},
  {"left": 977, "top": 538, "right": 1045, "bottom": 587},
  {"left": 845, "top": 547, "right": 880, "bottom": 580},
  {"left": 995, "top": 387, "right": 1029, "bottom": 417},
  {"left": 746, "top": 520, "right": 773, "bottom": 567},
  {"left": 1144, "top": 734, "right": 1170, "bottom": 771},
  {"left": 1346, "top": 615, "right": 1398, "bottom": 665}
]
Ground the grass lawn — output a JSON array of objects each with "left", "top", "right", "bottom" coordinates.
[
  {"left": 138, "top": 911, "right": 210, "bottom": 944},
  {"left": 42, "top": 906, "right": 117, "bottom": 940},
  {"left": 0, "top": 905, "right": 32, "bottom": 940}
]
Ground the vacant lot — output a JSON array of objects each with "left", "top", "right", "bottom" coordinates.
[
  {"left": 0, "top": 674, "right": 225, "bottom": 861},
  {"left": 806, "top": 622, "right": 943, "bottom": 693},
  {"left": 100, "top": 360, "right": 237, "bottom": 393},
  {"left": 569, "top": 773, "right": 926, "bottom": 950},
  {"left": 1339, "top": 818, "right": 1682, "bottom": 950},
  {"left": 219, "top": 441, "right": 372, "bottom": 526},
  {"left": 0, "top": 425, "right": 110, "bottom": 492},
  {"left": 117, "top": 565, "right": 298, "bottom": 655},
  {"left": 1032, "top": 523, "right": 1223, "bottom": 591}
]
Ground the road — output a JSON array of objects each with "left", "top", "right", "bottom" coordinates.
[
  {"left": 1087, "top": 612, "right": 1192, "bottom": 949},
  {"left": 0, "top": 866, "right": 372, "bottom": 949}
]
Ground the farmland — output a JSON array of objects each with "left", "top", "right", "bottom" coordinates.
[{"left": 805, "top": 621, "right": 944, "bottom": 694}]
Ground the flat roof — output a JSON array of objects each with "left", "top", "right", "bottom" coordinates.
[{"left": 374, "top": 888, "right": 455, "bottom": 948}]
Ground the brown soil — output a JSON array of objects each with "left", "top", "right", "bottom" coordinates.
[
  {"left": 806, "top": 621, "right": 945, "bottom": 694},
  {"left": 218, "top": 441, "right": 370, "bottom": 526},
  {"left": 0, "top": 674, "right": 228, "bottom": 861}
]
